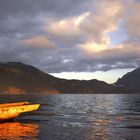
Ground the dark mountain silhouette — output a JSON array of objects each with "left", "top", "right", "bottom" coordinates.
[
  {"left": 0, "top": 62, "right": 139, "bottom": 94},
  {"left": 0, "top": 62, "right": 58, "bottom": 93},
  {"left": 115, "top": 67, "right": 140, "bottom": 92}
]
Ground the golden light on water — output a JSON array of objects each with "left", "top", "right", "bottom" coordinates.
[{"left": 0, "top": 122, "right": 39, "bottom": 140}]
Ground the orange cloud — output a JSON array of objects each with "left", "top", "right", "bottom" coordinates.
[
  {"left": 43, "top": 12, "right": 89, "bottom": 40},
  {"left": 19, "top": 36, "right": 54, "bottom": 48}
]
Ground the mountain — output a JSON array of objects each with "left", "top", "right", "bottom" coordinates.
[
  {"left": 115, "top": 67, "right": 140, "bottom": 92},
  {"left": 0, "top": 62, "right": 59, "bottom": 94},
  {"left": 0, "top": 62, "right": 138, "bottom": 94}
]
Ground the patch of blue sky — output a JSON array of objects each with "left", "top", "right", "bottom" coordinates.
[{"left": 108, "top": 22, "right": 128, "bottom": 46}]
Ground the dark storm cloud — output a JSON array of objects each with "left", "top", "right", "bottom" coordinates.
[
  {"left": 35, "top": 45, "right": 140, "bottom": 73},
  {"left": 0, "top": 0, "right": 90, "bottom": 18},
  {"left": 0, "top": 15, "right": 42, "bottom": 38},
  {"left": 0, "top": 0, "right": 90, "bottom": 36}
]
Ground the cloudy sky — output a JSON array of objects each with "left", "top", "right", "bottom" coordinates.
[{"left": 0, "top": 0, "right": 140, "bottom": 83}]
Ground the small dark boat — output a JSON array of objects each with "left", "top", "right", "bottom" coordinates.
[{"left": 0, "top": 102, "right": 40, "bottom": 121}]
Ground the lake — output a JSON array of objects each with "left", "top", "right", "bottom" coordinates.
[{"left": 0, "top": 94, "right": 140, "bottom": 140}]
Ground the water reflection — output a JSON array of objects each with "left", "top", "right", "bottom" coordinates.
[
  {"left": 0, "top": 122, "right": 39, "bottom": 140},
  {"left": 86, "top": 117, "right": 111, "bottom": 140}
]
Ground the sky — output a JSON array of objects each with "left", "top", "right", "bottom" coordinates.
[{"left": 0, "top": 0, "right": 140, "bottom": 83}]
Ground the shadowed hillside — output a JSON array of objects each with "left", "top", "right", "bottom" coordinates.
[
  {"left": 115, "top": 68, "right": 140, "bottom": 92},
  {"left": 0, "top": 62, "right": 58, "bottom": 93}
]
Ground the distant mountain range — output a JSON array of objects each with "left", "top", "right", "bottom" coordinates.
[{"left": 0, "top": 62, "right": 139, "bottom": 94}]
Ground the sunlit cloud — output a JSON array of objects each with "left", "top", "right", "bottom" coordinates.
[
  {"left": 44, "top": 12, "right": 89, "bottom": 40},
  {"left": 78, "top": 41, "right": 108, "bottom": 54},
  {"left": 44, "top": 0, "right": 123, "bottom": 55}
]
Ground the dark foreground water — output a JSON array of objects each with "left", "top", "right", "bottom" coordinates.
[{"left": 0, "top": 94, "right": 140, "bottom": 140}]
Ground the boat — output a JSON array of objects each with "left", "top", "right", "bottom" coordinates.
[{"left": 0, "top": 102, "right": 40, "bottom": 121}]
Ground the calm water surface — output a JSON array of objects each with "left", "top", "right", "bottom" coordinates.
[{"left": 0, "top": 94, "right": 140, "bottom": 140}]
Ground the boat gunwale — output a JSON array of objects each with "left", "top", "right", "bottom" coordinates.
[{"left": 0, "top": 102, "right": 29, "bottom": 107}]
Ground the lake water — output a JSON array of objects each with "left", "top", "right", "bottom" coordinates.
[{"left": 0, "top": 94, "right": 140, "bottom": 140}]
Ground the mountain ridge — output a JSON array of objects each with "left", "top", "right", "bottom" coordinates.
[
  {"left": 115, "top": 67, "right": 140, "bottom": 90},
  {"left": 0, "top": 62, "right": 139, "bottom": 94}
]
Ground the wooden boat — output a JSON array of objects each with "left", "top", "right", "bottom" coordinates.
[{"left": 0, "top": 102, "right": 40, "bottom": 121}]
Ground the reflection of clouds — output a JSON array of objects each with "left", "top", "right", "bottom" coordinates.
[{"left": 0, "top": 122, "right": 38, "bottom": 140}]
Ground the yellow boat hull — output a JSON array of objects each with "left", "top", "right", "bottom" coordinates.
[{"left": 0, "top": 102, "right": 40, "bottom": 121}]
